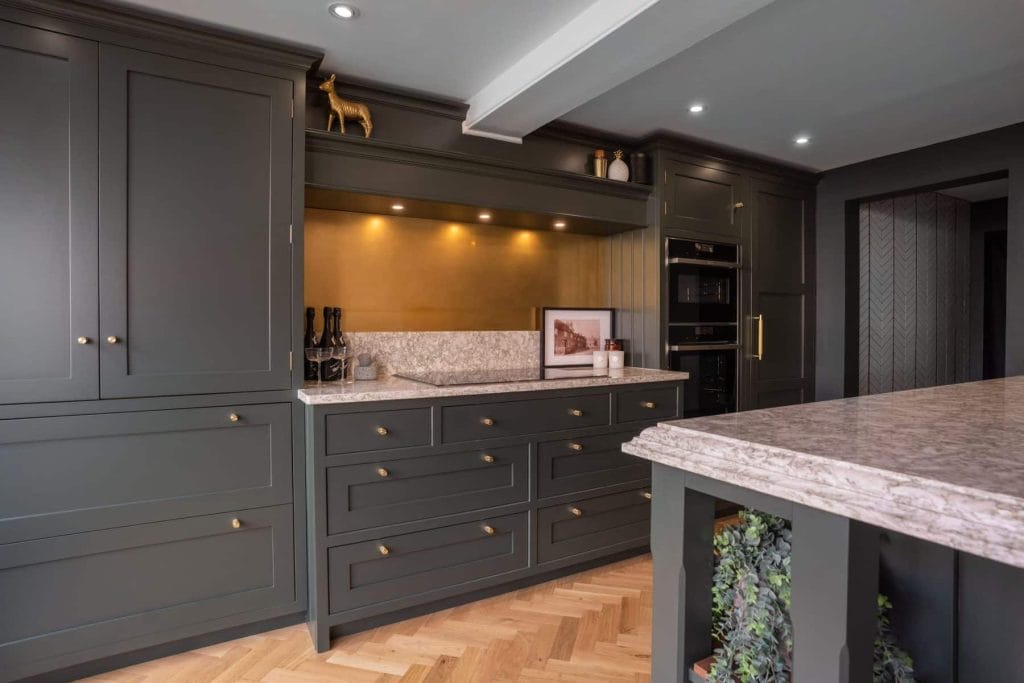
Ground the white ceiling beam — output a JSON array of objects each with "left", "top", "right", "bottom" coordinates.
[{"left": 463, "top": 0, "right": 776, "bottom": 142}]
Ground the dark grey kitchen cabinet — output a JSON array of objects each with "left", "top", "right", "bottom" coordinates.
[
  {"left": 98, "top": 45, "right": 294, "bottom": 398},
  {"left": 0, "top": 23, "right": 99, "bottom": 404},
  {"left": 745, "top": 178, "right": 815, "bottom": 409},
  {"left": 663, "top": 158, "right": 745, "bottom": 239}
]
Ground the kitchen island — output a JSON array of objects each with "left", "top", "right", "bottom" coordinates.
[{"left": 624, "top": 377, "right": 1024, "bottom": 682}]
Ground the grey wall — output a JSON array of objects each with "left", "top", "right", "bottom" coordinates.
[{"left": 816, "top": 122, "right": 1024, "bottom": 399}]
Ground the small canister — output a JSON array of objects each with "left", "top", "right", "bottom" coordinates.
[
  {"left": 592, "top": 350, "right": 608, "bottom": 369},
  {"left": 593, "top": 149, "right": 608, "bottom": 178},
  {"left": 608, "top": 350, "right": 625, "bottom": 369}
]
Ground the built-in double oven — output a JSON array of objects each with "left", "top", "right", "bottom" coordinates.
[{"left": 665, "top": 238, "right": 740, "bottom": 418}]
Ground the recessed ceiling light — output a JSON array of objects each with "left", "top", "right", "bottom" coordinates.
[
  {"left": 478, "top": 212, "right": 492, "bottom": 220},
  {"left": 689, "top": 104, "right": 705, "bottom": 114},
  {"left": 328, "top": 3, "right": 359, "bottom": 19},
  {"left": 390, "top": 203, "right": 404, "bottom": 211},
  {"left": 553, "top": 220, "right": 567, "bottom": 229},
  {"left": 794, "top": 135, "right": 811, "bottom": 145}
]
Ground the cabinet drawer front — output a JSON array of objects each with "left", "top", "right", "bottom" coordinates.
[
  {"left": 328, "top": 512, "right": 528, "bottom": 614},
  {"left": 538, "top": 432, "right": 649, "bottom": 498},
  {"left": 442, "top": 393, "right": 610, "bottom": 443},
  {"left": 537, "top": 489, "right": 651, "bottom": 564},
  {"left": 0, "top": 404, "right": 292, "bottom": 544},
  {"left": 327, "top": 445, "right": 528, "bottom": 535},
  {"left": 325, "top": 407, "right": 432, "bottom": 455},
  {"left": 0, "top": 505, "right": 294, "bottom": 671},
  {"left": 616, "top": 386, "right": 680, "bottom": 423}
]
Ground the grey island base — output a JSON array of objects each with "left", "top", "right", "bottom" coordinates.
[{"left": 624, "top": 377, "right": 1024, "bottom": 682}]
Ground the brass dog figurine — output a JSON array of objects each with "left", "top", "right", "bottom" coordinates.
[{"left": 319, "top": 74, "right": 373, "bottom": 138}]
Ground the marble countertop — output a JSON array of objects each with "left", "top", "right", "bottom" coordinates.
[
  {"left": 624, "top": 377, "right": 1024, "bottom": 569},
  {"left": 298, "top": 367, "right": 688, "bottom": 405}
]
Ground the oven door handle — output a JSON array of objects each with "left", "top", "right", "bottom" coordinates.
[{"left": 753, "top": 314, "right": 764, "bottom": 361}]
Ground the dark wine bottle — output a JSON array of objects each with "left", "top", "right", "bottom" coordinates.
[
  {"left": 332, "top": 308, "right": 347, "bottom": 381},
  {"left": 318, "top": 306, "right": 337, "bottom": 381},
  {"left": 303, "top": 307, "right": 318, "bottom": 381}
]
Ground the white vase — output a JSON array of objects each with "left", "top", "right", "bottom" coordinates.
[{"left": 608, "top": 150, "right": 629, "bottom": 182}]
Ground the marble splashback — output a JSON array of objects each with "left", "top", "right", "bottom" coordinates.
[{"left": 344, "top": 331, "right": 540, "bottom": 376}]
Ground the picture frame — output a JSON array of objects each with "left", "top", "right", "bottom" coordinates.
[{"left": 541, "top": 307, "right": 615, "bottom": 367}]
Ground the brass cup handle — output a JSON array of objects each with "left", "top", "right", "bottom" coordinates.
[
  {"left": 569, "top": 507, "right": 583, "bottom": 517},
  {"left": 753, "top": 314, "right": 764, "bottom": 361},
  {"left": 482, "top": 525, "right": 496, "bottom": 536},
  {"left": 376, "top": 467, "right": 389, "bottom": 478},
  {"left": 641, "top": 401, "right": 656, "bottom": 409},
  {"left": 642, "top": 491, "right": 653, "bottom": 500},
  {"left": 77, "top": 336, "right": 91, "bottom": 345},
  {"left": 481, "top": 453, "right": 495, "bottom": 464},
  {"left": 106, "top": 335, "right": 120, "bottom": 345},
  {"left": 376, "top": 426, "right": 389, "bottom": 436},
  {"left": 229, "top": 413, "right": 240, "bottom": 423},
  {"left": 569, "top": 408, "right": 584, "bottom": 417},
  {"left": 378, "top": 544, "right": 390, "bottom": 556},
  {"left": 569, "top": 443, "right": 584, "bottom": 452},
  {"left": 481, "top": 417, "right": 495, "bottom": 427},
  {"left": 231, "top": 518, "right": 242, "bottom": 529}
]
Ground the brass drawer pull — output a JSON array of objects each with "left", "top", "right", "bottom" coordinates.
[
  {"left": 481, "top": 453, "right": 495, "bottom": 463},
  {"left": 734, "top": 201, "right": 745, "bottom": 209},
  {"left": 641, "top": 401, "right": 657, "bottom": 409},
  {"left": 378, "top": 544, "right": 390, "bottom": 556},
  {"left": 231, "top": 518, "right": 242, "bottom": 529},
  {"left": 481, "top": 417, "right": 495, "bottom": 427},
  {"left": 376, "top": 467, "right": 390, "bottom": 478},
  {"left": 642, "top": 491, "right": 653, "bottom": 500},
  {"left": 106, "top": 335, "right": 120, "bottom": 345},
  {"left": 376, "top": 426, "right": 389, "bottom": 436},
  {"left": 77, "top": 336, "right": 91, "bottom": 345},
  {"left": 569, "top": 506, "right": 583, "bottom": 517},
  {"left": 229, "top": 413, "right": 240, "bottom": 422},
  {"left": 569, "top": 408, "right": 584, "bottom": 417},
  {"left": 569, "top": 443, "right": 584, "bottom": 452},
  {"left": 482, "top": 525, "right": 496, "bottom": 536}
]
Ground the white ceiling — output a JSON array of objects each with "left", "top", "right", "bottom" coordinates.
[{"left": 118, "top": 0, "right": 1024, "bottom": 171}]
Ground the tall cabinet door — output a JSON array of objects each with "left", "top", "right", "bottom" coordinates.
[
  {"left": 746, "top": 179, "right": 815, "bottom": 409},
  {"left": 0, "top": 24, "right": 98, "bottom": 404},
  {"left": 98, "top": 46, "right": 293, "bottom": 398}
]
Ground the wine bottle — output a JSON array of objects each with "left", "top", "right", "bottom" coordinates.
[
  {"left": 303, "top": 307, "right": 318, "bottom": 381},
  {"left": 332, "top": 308, "right": 348, "bottom": 381},
  {"left": 318, "top": 306, "right": 336, "bottom": 381}
]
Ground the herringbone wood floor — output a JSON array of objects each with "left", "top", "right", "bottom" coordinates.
[{"left": 83, "top": 554, "right": 653, "bottom": 682}]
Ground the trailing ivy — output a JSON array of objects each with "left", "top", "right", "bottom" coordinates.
[{"left": 707, "top": 510, "right": 915, "bottom": 683}]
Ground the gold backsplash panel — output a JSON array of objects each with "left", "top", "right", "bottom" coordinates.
[{"left": 305, "top": 209, "right": 610, "bottom": 331}]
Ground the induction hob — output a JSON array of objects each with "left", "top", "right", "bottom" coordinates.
[{"left": 394, "top": 367, "right": 620, "bottom": 387}]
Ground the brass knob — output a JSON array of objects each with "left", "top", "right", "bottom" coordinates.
[
  {"left": 229, "top": 413, "right": 240, "bottom": 422},
  {"left": 376, "top": 426, "right": 389, "bottom": 436},
  {"left": 106, "top": 335, "right": 120, "bottom": 345},
  {"left": 569, "top": 507, "right": 583, "bottom": 517},
  {"left": 77, "top": 336, "right": 90, "bottom": 345},
  {"left": 481, "top": 453, "right": 495, "bottom": 464},
  {"left": 376, "top": 467, "right": 389, "bottom": 478},
  {"left": 482, "top": 525, "right": 495, "bottom": 536},
  {"left": 642, "top": 401, "right": 657, "bottom": 409},
  {"left": 569, "top": 408, "right": 584, "bottom": 417},
  {"left": 231, "top": 518, "right": 242, "bottom": 529},
  {"left": 481, "top": 417, "right": 495, "bottom": 427},
  {"left": 378, "top": 544, "right": 390, "bottom": 556},
  {"left": 642, "top": 491, "right": 653, "bottom": 500},
  {"left": 569, "top": 443, "right": 584, "bottom": 452},
  {"left": 734, "top": 201, "right": 745, "bottom": 209}
]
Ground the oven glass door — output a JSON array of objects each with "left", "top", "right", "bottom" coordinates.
[
  {"left": 668, "top": 348, "right": 737, "bottom": 418},
  {"left": 668, "top": 262, "right": 738, "bottom": 324}
]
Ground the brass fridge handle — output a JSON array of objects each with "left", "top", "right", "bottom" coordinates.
[{"left": 754, "top": 314, "right": 764, "bottom": 361}]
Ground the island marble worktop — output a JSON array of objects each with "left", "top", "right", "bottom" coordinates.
[
  {"left": 298, "top": 366, "right": 689, "bottom": 405},
  {"left": 625, "top": 377, "right": 1024, "bottom": 569}
]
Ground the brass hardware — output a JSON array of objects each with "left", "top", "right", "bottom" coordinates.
[
  {"left": 481, "top": 417, "right": 495, "bottom": 427},
  {"left": 229, "top": 413, "right": 240, "bottom": 422},
  {"left": 376, "top": 426, "right": 389, "bottom": 436},
  {"left": 378, "top": 544, "right": 390, "bottom": 556},
  {"left": 376, "top": 467, "right": 389, "bottom": 478},
  {"left": 482, "top": 525, "right": 496, "bottom": 536},
  {"left": 641, "top": 401, "right": 656, "bottom": 409},
  {"left": 106, "top": 335, "right": 119, "bottom": 345},
  {"left": 231, "top": 518, "right": 242, "bottom": 529},
  {"left": 569, "top": 408, "right": 584, "bottom": 417},
  {"left": 734, "top": 201, "right": 745, "bottom": 209},
  {"left": 319, "top": 73, "right": 373, "bottom": 138},
  {"left": 642, "top": 491, "right": 653, "bottom": 500},
  {"left": 569, "top": 443, "right": 584, "bottom": 452},
  {"left": 77, "top": 336, "right": 90, "bottom": 345},
  {"left": 481, "top": 453, "right": 495, "bottom": 464},
  {"left": 754, "top": 314, "right": 764, "bottom": 361},
  {"left": 569, "top": 507, "right": 583, "bottom": 517}
]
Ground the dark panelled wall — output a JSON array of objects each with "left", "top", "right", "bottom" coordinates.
[
  {"left": 858, "top": 192, "right": 970, "bottom": 395},
  {"left": 816, "top": 122, "right": 1024, "bottom": 399}
]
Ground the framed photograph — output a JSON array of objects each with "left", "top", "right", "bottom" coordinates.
[{"left": 541, "top": 307, "right": 615, "bottom": 367}]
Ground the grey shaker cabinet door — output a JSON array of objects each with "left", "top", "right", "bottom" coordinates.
[
  {"left": 0, "top": 504, "right": 295, "bottom": 679},
  {"left": 0, "top": 23, "right": 99, "bottom": 404},
  {"left": 663, "top": 159, "right": 744, "bottom": 239},
  {"left": 536, "top": 488, "right": 652, "bottom": 564},
  {"left": 98, "top": 46, "right": 293, "bottom": 398},
  {"left": 0, "top": 403, "right": 292, "bottom": 544},
  {"left": 537, "top": 432, "right": 649, "bottom": 499}
]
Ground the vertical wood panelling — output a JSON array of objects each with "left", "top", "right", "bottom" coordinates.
[
  {"left": 632, "top": 227, "right": 646, "bottom": 367},
  {"left": 915, "top": 193, "right": 937, "bottom": 388},
  {"left": 892, "top": 196, "right": 917, "bottom": 391},
  {"left": 858, "top": 204, "right": 871, "bottom": 395},
  {"left": 868, "top": 200, "right": 894, "bottom": 395},
  {"left": 935, "top": 194, "right": 956, "bottom": 386},
  {"left": 954, "top": 200, "right": 971, "bottom": 382},
  {"left": 608, "top": 225, "right": 662, "bottom": 369}
]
